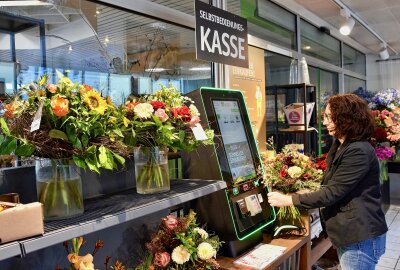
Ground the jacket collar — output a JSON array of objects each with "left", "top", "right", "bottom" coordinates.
[{"left": 326, "top": 139, "right": 350, "bottom": 168}]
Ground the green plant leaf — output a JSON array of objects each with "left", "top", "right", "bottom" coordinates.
[
  {"left": 85, "top": 158, "right": 100, "bottom": 174},
  {"left": 179, "top": 130, "right": 185, "bottom": 143},
  {"left": 15, "top": 143, "right": 35, "bottom": 156},
  {"left": 112, "top": 152, "right": 125, "bottom": 165},
  {"left": 86, "top": 145, "right": 97, "bottom": 155},
  {"left": 48, "top": 129, "right": 68, "bottom": 141},
  {"left": 81, "top": 134, "right": 89, "bottom": 148},
  {"left": 0, "top": 137, "right": 17, "bottom": 155},
  {"left": 113, "top": 129, "right": 123, "bottom": 138},
  {"left": 0, "top": 118, "right": 10, "bottom": 136},
  {"left": 73, "top": 156, "right": 87, "bottom": 169},
  {"left": 152, "top": 114, "right": 162, "bottom": 126}
]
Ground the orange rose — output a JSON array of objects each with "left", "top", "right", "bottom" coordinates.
[
  {"left": 47, "top": 84, "right": 58, "bottom": 94},
  {"left": 51, "top": 97, "right": 69, "bottom": 117},
  {"left": 4, "top": 102, "right": 17, "bottom": 118},
  {"left": 125, "top": 101, "right": 138, "bottom": 112}
]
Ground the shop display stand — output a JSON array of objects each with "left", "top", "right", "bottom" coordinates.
[
  {"left": 0, "top": 179, "right": 226, "bottom": 260},
  {"left": 267, "top": 83, "right": 318, "bottom": 155}
]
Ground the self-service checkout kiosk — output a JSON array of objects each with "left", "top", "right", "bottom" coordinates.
[{"left": 183, "top": 87, "right": 276, "bottom": 257}]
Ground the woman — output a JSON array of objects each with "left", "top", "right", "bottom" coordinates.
[{"left": 268, "top": 94, "right": 388, "bottom": 270}]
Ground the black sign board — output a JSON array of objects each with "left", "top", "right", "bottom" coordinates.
[{"left": 195, "top": 0, "right": 249, "bottom": 68}]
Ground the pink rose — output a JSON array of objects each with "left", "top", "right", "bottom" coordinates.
[
  {"left": 163, "top": 215, "right": 178, "bottom": 230},
  {"left": 188, "top": 116, "right": 200, "bottom": 127},
  {"left": 155, "top": 108, "right": 169, "bottom": 122},
  {"left": 153, "top": 252, "right": 170, "bottom": 268}
]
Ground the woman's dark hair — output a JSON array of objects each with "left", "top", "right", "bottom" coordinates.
[{"left": 328, "top": 94, "right": 374, "bottom": 142}]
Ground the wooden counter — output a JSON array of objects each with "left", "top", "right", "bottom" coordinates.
[{"left": 217, "top": 234, "right": 310, "bottom": 270}]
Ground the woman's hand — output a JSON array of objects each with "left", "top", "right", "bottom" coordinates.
[{"left": 267, "top": 192, "right": 294, "bottom": 207}]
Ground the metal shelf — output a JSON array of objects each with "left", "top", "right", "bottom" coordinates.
[
  {"left": 0, "top": 242, "right": 21, "bottom": 261},
  {"left": 7, "top": 179, "right": 226, "bottom": 256}
]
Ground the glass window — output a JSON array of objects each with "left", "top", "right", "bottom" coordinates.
[
  {"left": 0, "top": 33, "right": 12, "bottom": 62},
  {"left": 309, "top": 66, "right": 338, "bottom": 154},
  {"left": 301, "top": 19, "right": 341, "bottom": 67},
  {"left": 344, "top": 75, "right": 366, "bottom": 93},
  {"left": 343, "top": 43, "right": 366, "bottom": 75},
  {"left": 228, "top": 0, "right": 296, "bottom": 50},
  {"left": 0, "top": 0, "right": 212, "bottom": 104},
  {"left": 150, "top": 0, "right": 208, "bottom": 16},
  {"left": 265, "top": 51, "right": 293, "bottom": 86}
]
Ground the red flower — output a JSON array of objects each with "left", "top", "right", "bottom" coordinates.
[
  {"left": 153, "top": 252, "right": 170, "bottom": 268},
  {"left": 279, "top": 168, "right": 287, "bottom": 178},
  {"left": 150, "top": 101, "right": 166, "bottom": 110},
  {"left": 171, "top": 106, "right": 192, "bottom": 122},
  {"left": 374, "top": 127, "right": 388, "bottom": 143}
]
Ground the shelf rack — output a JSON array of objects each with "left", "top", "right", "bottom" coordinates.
[{"left": 0, "top": 179, "right": 226, "bottom": 260}]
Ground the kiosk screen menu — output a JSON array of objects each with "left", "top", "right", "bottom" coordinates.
[{"left": 212, "top": 100, "right": 257, "bottom": 184}]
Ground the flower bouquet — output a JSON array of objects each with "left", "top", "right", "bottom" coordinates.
[
  {"left": 135, "top": 210, "right": 222, "bottom": 270},
  {"left": 262, "top": 144, "right": 324, "bottom": 225},
  {"left": 0, "top": 71, "right": 129, "bottom": 219},
  {"left": 123, "top": 84, "right": 214, "bottom": 194},
  {"left": 57, "top": 236, "right": 128, "bottom": 270}
]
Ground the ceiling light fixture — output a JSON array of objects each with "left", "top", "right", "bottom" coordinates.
[
  {"left": 339, "top": 8, "right": 355, "bottom": 36},
  {"left": 331, "top": 0, "right": 398, "bottom": 57},
  {"left": 68, "top": 44, "right": 73, "bottom": 51},
  {"left": 379, "top": 43, "right": 390, "bottom": 60}
]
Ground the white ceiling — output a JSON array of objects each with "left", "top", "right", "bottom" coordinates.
[{"left": 294, "top": 0, "right": 400, "bottom": 55}]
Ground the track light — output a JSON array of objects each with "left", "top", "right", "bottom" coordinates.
[
  {"left": 339, "top": 8, "right": 355, "bottom": 36},
  {"left": 379, "top": 43, "right": 390, "bottom": 60}
]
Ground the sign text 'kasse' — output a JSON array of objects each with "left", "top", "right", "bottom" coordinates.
[{"left": 195, "top": 0, "right": 248, "bottom": 68}]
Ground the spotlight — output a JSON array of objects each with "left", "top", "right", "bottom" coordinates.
[
  {"left": 339, "top": 9, "right": 355, "bottom": 36},
  {"left": 379, "top": 43, "right": 390, "bottom": 60},
  {"left": 68, "top": 44, "right": 72, "bottom": 51}
]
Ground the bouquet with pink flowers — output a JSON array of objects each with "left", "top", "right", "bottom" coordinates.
[
  {"left": 123, "top": 84, "right": 214, "bottom": 152},
  {"left": 135, "top": 210, "right": 222, "bottom": 270}
]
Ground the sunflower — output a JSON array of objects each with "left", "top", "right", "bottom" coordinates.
[{"left": 83, "top": 90, "right": 107, "bottom": 115}]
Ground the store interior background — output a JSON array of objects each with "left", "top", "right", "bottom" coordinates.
[{"left": 1, "top": 0, "right": 400, "bottom": 269}]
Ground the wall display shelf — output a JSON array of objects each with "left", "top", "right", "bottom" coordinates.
[
  {"left": 0, "top": 242, "right": 21, "bottom": 261},
  {"left": 266, "top": 83, "right": 318, "bottom": 155},
  {"left": 0, "top": 179, "right": 226, "bottom": 259}
]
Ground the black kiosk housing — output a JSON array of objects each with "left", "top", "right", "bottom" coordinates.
[{"left": 183, "top": 87, "right": 276, "bottom": 257}]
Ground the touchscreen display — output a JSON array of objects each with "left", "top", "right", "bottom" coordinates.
[{"left": 212, "top": 100, "right": 257, "bottom": 184}]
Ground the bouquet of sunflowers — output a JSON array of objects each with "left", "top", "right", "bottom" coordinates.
[{"left": 0, "top": 70, "right": 129, "bottom": 172}]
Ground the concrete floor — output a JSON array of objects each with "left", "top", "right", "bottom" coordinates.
[{"left": 377, "top": 200, "right": 400, "bottom": 270}]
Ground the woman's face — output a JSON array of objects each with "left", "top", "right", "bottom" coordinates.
[{"left": 323, "top": 104, "right": 336, "bottom": 137}]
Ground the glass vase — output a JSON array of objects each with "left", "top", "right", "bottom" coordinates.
[
  {"left": 35, "top": 158, "right": 84, "bottom": 220},
  {"left": 133, "top": 147, "right": 170, "bottom": 194},
  {"left": 378, "top": 159, "right": 389, "bottom": 184}
]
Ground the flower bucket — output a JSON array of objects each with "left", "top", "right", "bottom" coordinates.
[
  {"left": 133, "top": 147, "right": 170, "bottom": 194},
  {"left": 35, "top": 158, "right": 84, "bottom": 220},
  {"left": 283, "top": 102, "right": 315, "bottom": 130}
]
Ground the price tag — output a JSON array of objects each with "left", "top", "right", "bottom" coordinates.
[
  {"left": 30, "top": 100, "right": 44, "bottom": 132},
  {"left": 191, "top": 123, "right": 208, "bottom": 141}
]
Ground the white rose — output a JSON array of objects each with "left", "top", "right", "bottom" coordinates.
[
  {"left": 193, "top": 227, "right": 209, "bottom": 239},
  {"left": 287, "top": 166, "right": 302, "bottom": 178},
  {"left": 171, "top": 245, "right": 190, "bottom": 264},
  {"left": 189, "top": 104, "right": 200, "bottom": 116},
  {"left": 197, "top": 242, "right": 216, "bottom": 260},
  {"left": 133, "top": 103, "right": 154, "bottom": 119}
]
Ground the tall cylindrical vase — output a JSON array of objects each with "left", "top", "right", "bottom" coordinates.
[
  {"left": 133, "top": 147, "right": 170, "bottom": 194},
  {"left": 35, "top": 158, "right": 84, "bottom": 220}
]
